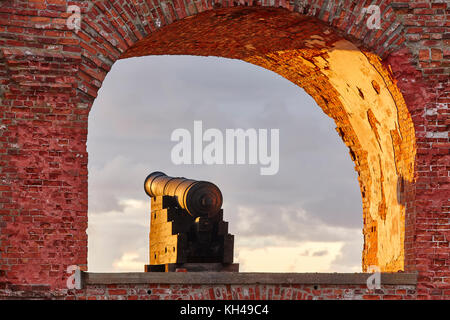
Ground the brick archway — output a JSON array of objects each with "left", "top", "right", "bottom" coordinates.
[{"left": 0, "top": 1, "right": 448, "bottom": 299}]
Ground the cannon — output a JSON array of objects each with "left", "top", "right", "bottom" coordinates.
[
  {"left": 144, "top": 172, "right": 238, "bottom": 272},
  {"left": 144, "top": 171, "right": 223, "bottom": 218}
]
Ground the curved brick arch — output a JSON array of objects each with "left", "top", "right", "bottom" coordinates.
[
  {"left": 0, "top": 0, "right": 448, "bottom": 300},
  {"left": 78, "top": 4, "right": 417, "bottom": 272},
  {"left": 73, "top": 0, "right": 409, "bottom": 104}
]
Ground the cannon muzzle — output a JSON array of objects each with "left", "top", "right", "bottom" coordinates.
[{"left": 144, "top": 172, "right": 223, "bottom": 217}]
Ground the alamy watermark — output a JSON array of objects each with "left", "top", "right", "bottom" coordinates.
[
  {"left": 66, "top": 265, "right": 81, "bottom": 290},
  {"left": 360, "top": 5, "right": 382, "bottom": 30},
  {"left": 366, "top": 265, "right": 381, "bottom": 290},
  {"left": 171, "top": 121, "right": 279, "bottom": 175},
  {"left": 67, "top": 5, "right": 81, "bottom": 34}
]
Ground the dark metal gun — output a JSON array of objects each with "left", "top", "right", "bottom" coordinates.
[{"left": 144, "top": 171, "right": 223, "bottom": 218}]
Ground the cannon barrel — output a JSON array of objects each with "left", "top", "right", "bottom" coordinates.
[{"left": 144, "top": 172, "right": 223, "bottom": 217}]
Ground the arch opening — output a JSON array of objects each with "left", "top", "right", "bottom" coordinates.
[
  {"left": 85, "top": 6, "right": 416, "bottom": 272},
  {"left": 88, "top": 54, "right": 364, "bottom": 273}
]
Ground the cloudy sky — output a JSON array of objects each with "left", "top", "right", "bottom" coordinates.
[{"left": 87, "top": 55, "right": 363, "bottom": 273}]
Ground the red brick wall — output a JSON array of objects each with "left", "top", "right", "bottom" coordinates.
[
  {"left": 0, "top": 283, "right": 418, "bottom": 301},
  {"left": 0, "top": 0, "right": 448, "bottom": 300},
  {"left": 70, "top": 283, "right": 418, "bottom": 300}
]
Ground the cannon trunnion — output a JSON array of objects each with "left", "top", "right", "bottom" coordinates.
[{"left": 144, "top": 172, "right": 238, "bottom": 272}]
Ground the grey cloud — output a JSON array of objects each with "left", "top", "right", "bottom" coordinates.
[
  {"left": 299, "top": 250, "right": 310, "bottom": 256},
  {"left": 88, "top": 216, "right": 148, "bottom": 272},
  {"left": 312, "top": 250, "right": 328, "bottom": 257},
  {"left": 330, "top": 236, "right": 364, "bottom": 272},
  {"left": 231, "top": 203, "right": 361, "bottom": 243},
  {"left": 88, "top": 156, "right": 151, "bottom": 213}
]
